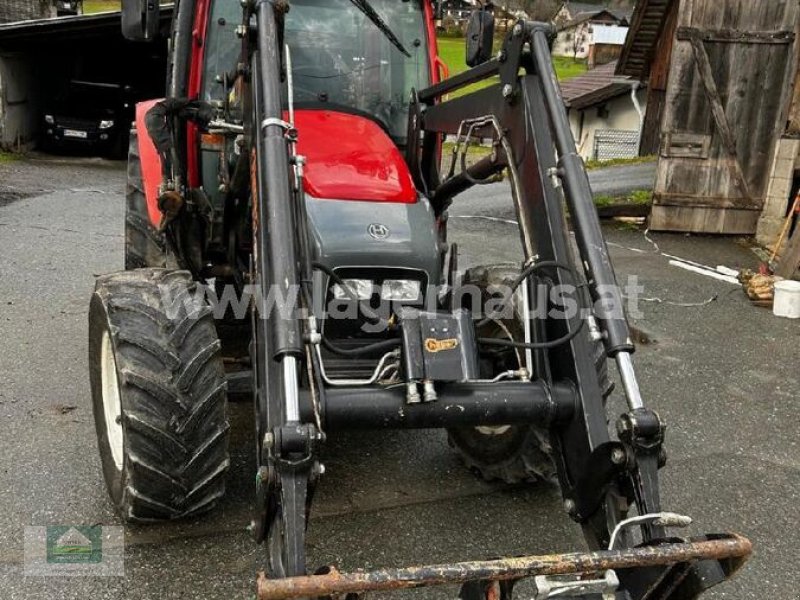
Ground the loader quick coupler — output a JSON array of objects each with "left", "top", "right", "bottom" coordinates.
[
  {"left": 617, "top": 409, "right": 668, "bottom": 541},
  {"left": 565, "top": 410, "right": 666, "bottom": 530},
  {"left": 255, "top": 422, "right": 320, "bottom": 543}
]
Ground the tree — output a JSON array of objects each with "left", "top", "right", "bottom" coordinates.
[{"left": 569, "top": 23, "right": 589, "bottom": 58}]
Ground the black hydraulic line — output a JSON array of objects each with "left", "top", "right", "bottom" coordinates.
[
  {"left": 475, "top": 260, "right": 585, "bottom": 329},
  {"left": 302, "top": 381, "right": 576, "bottom": 430},
  {"left": 528, "top": 26, "right": 633, "bottom": 356},
  {"left": 168, "top": 0, "right": 195, "bottom": 99},
  {"left": 431, "top": 151, "right": 506, "bottom": 212},
  {"left": 321, "top": 337, "right": 401, "bottom": 357},
  {"left": 144, "top": 98, "right": 216, "bottom": 181},
  {"left": 478, "top": 324, "right": 583, "bottom": 350},
  {"left": 255, "top": 0, "right": 303, "bottom": 358}
]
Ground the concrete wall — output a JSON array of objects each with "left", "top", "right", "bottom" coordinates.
[
  {"left": 0, "top": 1, "right": 54, "bottom": 24},
  {"left": 0, "top": 52, "right": 40, "bottom": 150},
  {"left": 567, "top": 87, "right": 646, "bottom": 160},
  {"left": 756, "top": 137, "right": 800, "bottom": 248}
]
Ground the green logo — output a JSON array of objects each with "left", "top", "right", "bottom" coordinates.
[{"left": 46, "top": 526, "right": 102, "bottom": 564}]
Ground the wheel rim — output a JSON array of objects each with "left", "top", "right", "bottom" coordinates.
[
  {"left": 475, "top": 425, "right": 512, "bottom": 435},
  {"left": 100, "top": 330, "right": 124, "bottom": 470}
]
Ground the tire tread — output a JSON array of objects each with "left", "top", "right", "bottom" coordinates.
[{"left": 93, "top": 268, "right": 229, "bottom": 522}]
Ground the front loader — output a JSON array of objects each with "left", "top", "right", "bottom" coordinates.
[{"left": 88, "top": 0, "right": 751, "bottom": 597}]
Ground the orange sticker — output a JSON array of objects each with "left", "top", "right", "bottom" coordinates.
[{"left": 424, "top": 338, "right": 459, "bottom": 353}]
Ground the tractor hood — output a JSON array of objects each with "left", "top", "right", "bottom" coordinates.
[{"left": 293, "top": 109, "right": 417, "bottom": 203}]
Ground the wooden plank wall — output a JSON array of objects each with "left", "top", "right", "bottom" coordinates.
[{"left": 650, "top": 0, "right": 800, "bottom": 233}]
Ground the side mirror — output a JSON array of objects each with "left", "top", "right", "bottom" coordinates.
[
  {"left": 122, "top": 0, "right": 160, "bottom": 42},
  {"left": 465, "top": 6, "right": 495, "bottom": 67}
]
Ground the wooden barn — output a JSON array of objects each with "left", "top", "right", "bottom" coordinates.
[{"left": 617, "top": 0, "right": 800, "bottom": 237}]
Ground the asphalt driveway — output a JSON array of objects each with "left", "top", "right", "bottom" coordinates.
[{"left": 0, "top": 156, "right": 796, "bottom": 599}]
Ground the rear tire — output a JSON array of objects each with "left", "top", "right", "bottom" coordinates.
[
  {"left": 125, "top": 129, "right": 166, "bottom": 270},
  {"left": 89, "top": 268, "right": 230, "bottom": 522},
  {"left": 448, "top": 263, "right": 612, "bottom": 484}
]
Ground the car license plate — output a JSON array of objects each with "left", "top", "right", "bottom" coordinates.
[{"left": 64, "top": 129, "right": 88, "bottom": 139}]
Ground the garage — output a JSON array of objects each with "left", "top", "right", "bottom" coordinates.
[{"left": 0, "top": 9, "right": 170, "bottom": 152}]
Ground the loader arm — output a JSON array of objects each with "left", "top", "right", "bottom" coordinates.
[
  {"left": 411, "top": 21, "right": 651, "bottom": 549},
  {"left": 255, "top": 18, "right": 751, "bottom": 600}
]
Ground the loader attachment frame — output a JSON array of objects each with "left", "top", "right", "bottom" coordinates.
[{"left": 257, "top": 534, "right": 752, "bottom": 599}]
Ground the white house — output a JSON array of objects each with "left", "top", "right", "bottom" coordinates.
[
  {"left": 552, "top": 2, "right": 630, "bottom": 59},
  {"left": 559, "top": 60, "right": 646, "bottom": 161}
]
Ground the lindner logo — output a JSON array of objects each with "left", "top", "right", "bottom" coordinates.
[
  {"left": 46, "top": 526, "right": 102, "bottom": 564},
  {"left": 367, "top": 223, "right": 389, "bottom": 239},
  {"left": 25, "top": 525, "right": 124, "bottom": 576}
]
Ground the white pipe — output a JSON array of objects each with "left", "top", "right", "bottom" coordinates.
[
  {"left": 630, "top": 81, "right": 644, "bottom": 155},
  {"left": 668, "top": 260, "right": 739, "bottom": 285}
]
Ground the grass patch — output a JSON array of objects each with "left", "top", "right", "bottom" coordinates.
[
  {"left": 585, "top": 155, "right": 657, "bottom": 170},
  {"left": 83, "top": 0, "right": 120, "bottom": 14},
  {"left": 593, "top": 195, "right": 617, "bottom": 208},
  {"left": 441, "top": 141, "right": 487, "bottom": 159},
  {"left": 436, "top": 37, "right": 497, "bottom": 97},
  {"left": 0, "top": 152, "right": 18, "bottom": 164},
  {"left": 552, "top": 56, "right": 588, "bottom": 80},
  {"left": 436, "top": 37, "right": 588, "bottom": 98},
  {"left": 628, "top": 189, "right": 653, "bottom": 205},
  {"left": 593, "top": 189, "right": 653, "bottom": 208}
]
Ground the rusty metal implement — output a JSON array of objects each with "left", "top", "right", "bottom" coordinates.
[{"left": 256, "top": 534, "right": 751, "bottom": 599}]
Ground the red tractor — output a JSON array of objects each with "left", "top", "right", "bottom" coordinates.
[{"left": 88, "top": 0, "right": 751, "bottom": 597}]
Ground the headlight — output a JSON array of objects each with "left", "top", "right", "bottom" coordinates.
[
  {"left": 44, "top": 115, "right": 54, "bottom": 124},
  {"left": 332, "top": 279, "right": 373, "bottom": 300},
  {"left": 99, "top": 120, "right": 115, "bottom": 130},
  {"left": 381, "top": 279, "right": 421, "bottom": 302}
]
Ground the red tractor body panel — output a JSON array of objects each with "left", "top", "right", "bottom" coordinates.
[
  {"left": 186, "top": 0, "right": 211, "bottom": 189},
  {"left": 294, "top": 109, "right": 417, "bottom": 203},
  {"left": 135, "top": 99, "right": 166, "bottom": 228}
]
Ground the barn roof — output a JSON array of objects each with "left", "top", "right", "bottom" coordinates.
[
  {"left": 561, "top": 2, "right": 632, "bottom": 23},
  {"left": 558, "top": 10, "right": 630, "bottom": 32},
  {"left": 0, "top": 5, "right": 173, "bottom": 47},
  {"left": 616, "top": 0, "right": 676, "bottom": 80},
  {"left": 559, "top": 60, "right": 635, "bottom": 110}
]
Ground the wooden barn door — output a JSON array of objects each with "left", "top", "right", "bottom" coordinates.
[{"left": 650, "top": 0, "right": 800, "bottom": 233}]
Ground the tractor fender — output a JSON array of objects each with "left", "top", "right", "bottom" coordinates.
[{"left": 134, "top": 99, "right": 166, "bottom": 228}]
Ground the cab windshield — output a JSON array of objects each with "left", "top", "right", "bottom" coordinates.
[{"left": 285, "top": 0, "right": 430, "bottom": 143}]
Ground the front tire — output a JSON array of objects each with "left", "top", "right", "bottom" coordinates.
[
  {"left": 448, "top": 263, "right": 612, "bottom": 484},
  {"left": 89, "top": 268, "right": 230, "bottom": 521}
]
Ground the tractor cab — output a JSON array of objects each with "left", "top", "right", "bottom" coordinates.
[
  {"left": 202, "top": 0, "right": 433, "bottom": 146},
  {"left": 285, "top": 0, "right": 432, "bottom": 145}
]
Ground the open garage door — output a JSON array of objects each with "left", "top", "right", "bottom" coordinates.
[{"left": 0, "top": 10, "right": 171, "bottom": 151}]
